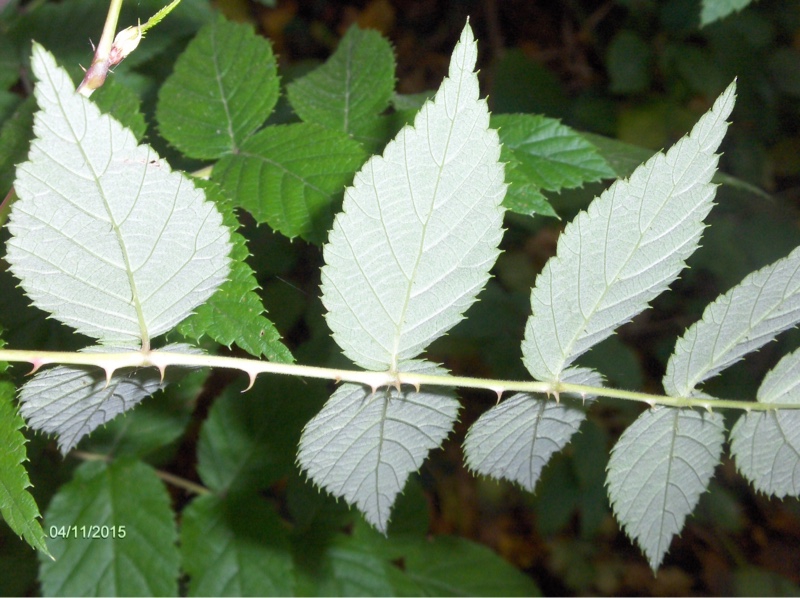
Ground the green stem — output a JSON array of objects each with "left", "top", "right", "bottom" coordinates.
[
  {"left": 1, "top": 348, "right": 797, "bottom": 412},
  {"left": 77, "top": 0, "right": 124, "bottom": 96}
]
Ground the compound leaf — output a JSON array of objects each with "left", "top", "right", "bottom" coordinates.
[
  {"left": 213, "top": 122, "right": 367, "bottom": 244},
  {"left": 6, "top": 45, "right": 231, "bottom": 348},
  {"left": 607, "top": 407, "right": 724, "bottom": 570},
  {"left": 286, "top": 25, "right": 395, "bottom": 136},
  {"left": 157, "top": 17, "right": 279, "bottom": 159},
  {"left": 521, "top": 81, "right": 735, "bottom": 383},
  {"left": 0, "top": 381, "right": 50, "bottom": 556},
  {"left": 39, "top": 459, "right": 179, "bottom": 596},
  {"left": 298, "top": 361, "right": 459, "bottom": 533},
  {"left": 730, "top": 348, "right": 800, "bottom": 497},
  {"left": 464, "top": 367, "right": 601, "bottom": 491},
  {"left": 493, "top": 113, "right": 614, "bottom": 218},
  {"left": 182, "top": 494, "right": 293, "bottom": 597},
  {"left": 321, "top": 23, "right": 506, "bottom": 371},
  {"left": 664, "top": 245, "right": 800, "bottom": 397},
  {"left": 18, "top": 344, "right": 198, "bottom": 454}
]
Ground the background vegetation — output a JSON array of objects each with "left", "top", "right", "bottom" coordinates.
[{"left": 1, "top": 0, "right": 799, "bottom": 595}]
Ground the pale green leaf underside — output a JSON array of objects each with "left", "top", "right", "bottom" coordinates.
[
  {"left": 156, "top": 17, "right": 279, "bottom": 159},
  {"left": 298, "top": 361, "right": 459, "bottom": 533},
  {"left": 664, "top": 245, "right": 800, "bottom": 397},
  {"left": 287, "top": 25, "right": 395, "bottom": 135},
  {"left": 6, "top": 46, "right": 231, "bottom": 347},
  {"left": 0, "top": 381, "right": 50, "bottom": 556},
  {"left": 701, "top": 0, "right": 753, "bottom": 26},
  {"left": 39, "top": 460, "right": 179, "bottom": 596},
  {"left": 730, "top": 349, "right": 800, "bottom": 498},
  {"left": 464, "top": 367, "right": 600, "bottom": 492},
  {"left": 607, "top": 407, "right": 724, "bottom": 570},
  {"left": 321, "top": 23, "right": 506, "bottom": 371},
  {"left": 182, "top": 494, "right": 293, "bottom": 597},
  {"left": 522, "top": 82, "right": 735, "bottom": 383},
  {"left": 18, "top": 344, "right": 198, "bottom": 454},
  {"left": 214, "top": 122, "right": 367, "bottom": 244}
]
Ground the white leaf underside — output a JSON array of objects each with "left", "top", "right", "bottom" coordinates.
[
  {"left": 606, "top": 406, "right": 725, "bottom": 570},
  {"left": 6, "top": 45, "right": 230, "bottom": 347},
  {"left": 320, "top": 23, "right": 506, "bottom": 371},
  {"left": 730, "top": 348, "right": 800, "bottom": 497},
  {"left": 18, "top": 344, "right": 199, "bottom": 454},
  {"left": 664, "top": 245, "right": 800, "bottom": 397},
  {"left": 464, "top": 367, "right": 601, "bottom": 492},
  {"left": 522, "top": 82, "right": 736, "bottom": 383},
  {"left": 297, "top": 360, "right": 459, "bottom": 533}
]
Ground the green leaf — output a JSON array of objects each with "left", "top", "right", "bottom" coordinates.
[
  {"left": 181, "top": 494, "right": 293, "bottom": 596},
  {"left": 197, "top": 376, "right": 323, "bottom": 494},
  {"left": 492, "top": 113, "right": 614, "bottom": 218},
  {"left": 90, "top": 79, "right": 147, "bottom": 141},
  {"left": 6, "top": 45, "right": 231, "bottom": 347},
  {"left": 730, "top": 348, "right": 800, "bottom": 498},
  {"left": 700, "top": 0, "right": 754, "bottom": 26},
  {"left": 0, "top": 381, "right": 50, "bottom": 556},
  {"left": 19, "top": 344, "right": 199, "bottom": 454},
  {"left": 664, "top": 245, "right": 800, "bottom": 397},
  {"left": 178, "top": 182, "right": 293, "bottom": 363},
  {"left": 0, "top": 96, "right": 35, "bottom": 199},
  {"left": 464, "top": 368, "right": 600, "bottom": 492},
  {"left": 521, "top": 82, "right": 735, "bottom": 383},
  {"left": 157, "top": 17, "right": 279, "bottom": 159},
  {"left": 286, "top": 25, "right": 395, "bottom": 135},
  {"left": 321, "top": 23, "right": 506, "bottom": 371},
  {"left": 298, "top": 361, "right": 459, "bottom": 533},
  {"left": 389, "top": 534, "right": 542, "bottom": 596},
  {"left": 606, "top": 407, "right": 725, "bottom": 570},
  {"left": 39, "top": 459, "right": 179, "bottom": 596},
  {"left": 213, "top": 122, "right": 367, "bottom": 243}
]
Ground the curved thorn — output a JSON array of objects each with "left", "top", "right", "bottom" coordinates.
[
  {"left": 242, "top": 370, "right": 257, "bottom": 392},
  {"left": 27, "top": 358, "right": 44, "bottom": 376}
]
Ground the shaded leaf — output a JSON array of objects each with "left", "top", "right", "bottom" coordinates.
[
  {"left": 157, "top": 17, "right": 279, "bottom": 159},
  {"left": 197, "top": 376, "right": 323, "bottom": 494},
  {"left": 607, "top": 407, "right": 725, "bottom": 570},
  {"left": 39, "top": 459, "right": 179, "bottom": 596},
  {"left": 298, "top": 361, "right": 459, "bottom": 533},
  {"left": 321, "top": 23, "right": 506, "bottom": 370},
  {"left": 287, "top": 25, "right": 395, "bottom": 135},
  {"left": 182, "top": 494, "right": 293, "bottom": 597}
]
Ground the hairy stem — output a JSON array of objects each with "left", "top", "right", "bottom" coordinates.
[{"left": 1, "top": 348, "right": 797, "bottom": 412}]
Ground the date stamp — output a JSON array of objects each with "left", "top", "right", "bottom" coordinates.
[{"left": 48, "top": 525, "right": 127, "bottom": 539}]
